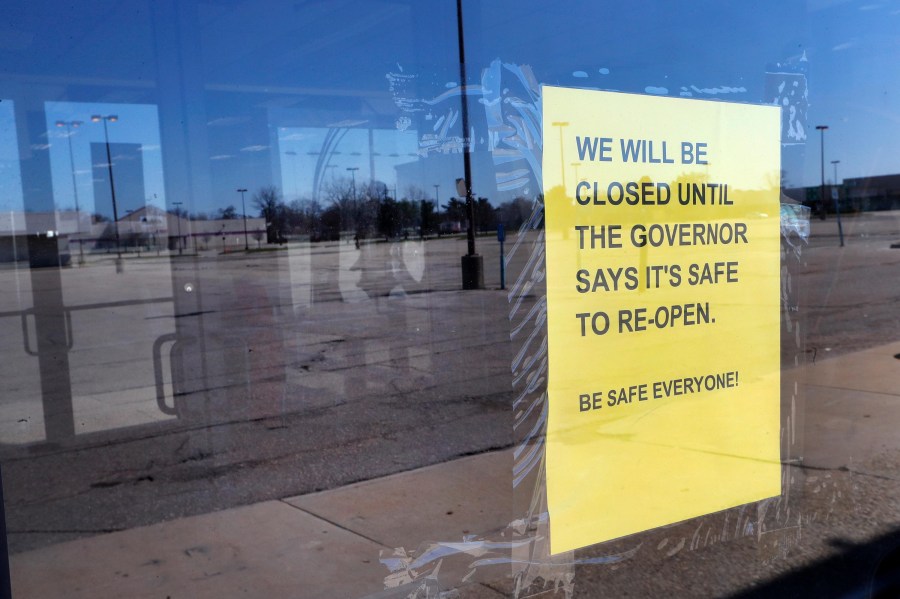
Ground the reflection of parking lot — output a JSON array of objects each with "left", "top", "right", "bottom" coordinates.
[
  {"left": 0, "top": 212, "right": 896, "bottom": 554},
  {"left": 802, "top": 210, "right": 900, "bottom": 357},
  {"left": 0, "top": 259, "right": 177, "bottom": 446},
  {"left": 1, "top": 236, "right": 514, "bottom": 553}
]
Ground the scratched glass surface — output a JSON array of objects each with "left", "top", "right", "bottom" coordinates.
[{"left": 1, "top": 1, "right": 898, "bottom": 598}]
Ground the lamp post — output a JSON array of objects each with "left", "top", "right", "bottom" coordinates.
[
  {"left": 237, "top": 188, "right": 249, "bottom": 251},
  {"left": 125, "top": 209, "right": 137, "bottom": 256},
  {"left": 284, "top": 151, "right": 299, "bottom": 198},
  {"left": 346, "top": 167, "right": 358, "bottom": 198},
  {"left": 456, "top": 0, "right": 482, "bottom": 288},
  {"left": 346, "top": 167, "right": 360, "bottom": 240},
  {"left": 56, "top": 119, "right": 85, "bottom": 264},
  {"left": 815, "top": 125, "right": 828, "bottom": 221},
  {"left": 830, "top": 159, "right": 844, "bottom": 247},
  {"left": 552, "top": 121, "right": 570, "bottom": 190},
  {"left": 91, "top": 114, "right": 122, "bottom": 264},
  {"left": 571, "top": 161, "right": 582, "bottom": 183},
  {"left": 433, "top": 184, "right": 440, "bottom": 233},
  {"left": 172, "top": 201, "right": 184, "bottom": 255}
]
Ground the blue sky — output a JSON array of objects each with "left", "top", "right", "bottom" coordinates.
[{"left": 2, "top": 0, "right": 899, "bottom": 217}]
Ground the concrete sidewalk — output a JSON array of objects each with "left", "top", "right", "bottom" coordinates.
[
  {"left": 9, "top": 341, "right": 900, "bottom": 598},
  {"left": 9, "top": 448, "right": 514, "bottom": 598}
]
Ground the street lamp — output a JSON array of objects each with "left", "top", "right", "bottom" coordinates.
[
  {"left": 284, "top": 151, "right": 299, "bottom": 198},
  {"left": 571, "top": 161, "right": 582, "bottom": 183},
  {"left": 346, "top": 166, "right": 359, "bottom": 199},
  {"left": 552, "top": 121, "right": 570, "bottom": 190},
  {"left": 815, "top": 125, "right": 828, "bottom": 221},
  {"left": 433, "top": 184, "right": 441, "bottom": 232},
  {"left": 56, "top": 119, "right": 85, "bottom": 264},
  {"left": 456, "top": 0, "right": 482, "bottom": 288},
  {"left": 830, "top": 160, "right": 845, "bottom": 247},
  {"left": 237, "top": 188, "right": 249, "bottom": 251},
  {"left": 172, "top": 201, "right": 184, "bottom": 255},
  {"left": 91, "top": 114, "right": 122, "bottom": 262}
]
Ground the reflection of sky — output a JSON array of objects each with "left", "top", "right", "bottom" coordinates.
[
  {"left": 276, "top": 127, "right": 419, "bottom": 201},
  {"left": 466, "top": 0, "right": 900, "bottom": 188},
  {"left": 0, "top": 100, "right": 24, "bottom": 212},
  {"left": 806, "top": 1, "right": 900, "bottom": 184},
  {"left": 44, "top": 102, "right": 164, "bottom": 217},
  {"left": 2, "top": 0, "right": 899, "bottom": 215}
]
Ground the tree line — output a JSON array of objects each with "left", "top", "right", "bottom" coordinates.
[{"left": 187, "top": 179, "right": 539, "bottom": 244}]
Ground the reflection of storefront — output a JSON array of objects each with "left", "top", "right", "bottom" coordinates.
[
  {"left": 0, "top": 211, "right": 80, "bottom": 265},
  {"left": 844, "top": 174, "right": 900, "bottom": 212},
  {"left": 785, "top": 173, "right": 900, "bottom": 213}
]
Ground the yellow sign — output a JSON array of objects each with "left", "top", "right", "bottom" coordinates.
[{"left": 542, "top": 86, "right": 781, "bottom": 555}]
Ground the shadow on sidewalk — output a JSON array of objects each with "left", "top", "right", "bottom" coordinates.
[{"left": 728, "top": 527, "right": 900, "bottom": 599}]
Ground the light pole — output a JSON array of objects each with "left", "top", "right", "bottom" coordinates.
[
  {"left": 346, "top": 167, "right": 360, "bottom": 239},
  {"left": 346, "top": 167, "right": 358, "bottom": 199},
  {"left": 172, "top": 201, "right": 184, "bottom": 255},
  {"left": 552, "top": 121, "right": 570, "bottom": 190},
  {"left": 571, "top": 161, "right": 582, "bottom": 183},
  {"left": 91, "top": 114, "right": 122, "bottom": 263},
  {"left": 433, "top": 184, "right": 440, "bottom": 231},
  {"left": 456, "top": 0, "right": 483, "bottom": 288},
  {"left": 830, "top": 159, "right": 845, "bottom": 247},
  {"left": 56, "top": 119, "right": 85, "bottom": 264},
  {"left": 284, "top": 151, "right": 299, "bottom": 198},
  {"left": 125, "top": 209, "right": 136, "bottom": 255},
  {"left": 237, "top": 188, "right": 249, "bottom": 251},
  {"left": 815, "top": 125, "right": 828, "bottom": 221}
]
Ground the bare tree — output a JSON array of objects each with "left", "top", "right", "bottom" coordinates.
[
  {"left": 218, "top": 205, "right": 238, "bottom": 219},
  {"left": 253, "top": 185, "right": 286, "bottom": 243}
]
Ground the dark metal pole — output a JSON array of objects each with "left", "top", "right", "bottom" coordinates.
[
  {"left": 173, "top": 201, "right": 183, "bottom": 254},
  {"left": 347, "top": 167, "right": 358, "bottom": 199},
  {"left": 455, "top": 0, "right": 483, "bottom": 289},
  {"left": 61, "top": 122, "right": 81, "bottom": 215},
  {"left": 831, "top": 160, "right": 844, "bottom": 247},
  {"left": 238, "top": 188, "right": 249, "bottom": 250},
  {"left": 57, "top": 120, "right": 85, "bottom": 264},
  {"left": 102, "top": 118, "right": 122, "bottom": 256},
  {"left": 816, "top": 125, "right": 828, "bottom": 221},
  {"left": 499, "top": 223, "right": 506, "bottom": 290},
  {"left": 500, "top": 239, "right": 505, "bottom": 290},
  {"left": 456, "top": 0, "right": 476, "bottom": 256}
]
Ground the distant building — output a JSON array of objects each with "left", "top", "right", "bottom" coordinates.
[
  {"left": 784, "top": 173, "right": 900, "bottom": 213},
  {"left": 843, "top": 174, "right": 900, "bottom": 212},
  {"left": 109, "top": 205, "right": 267, "bottom": 252},
  {"left": 0, "top": 206, "right": 268, "bottom": 263},
  {"left": 0, "top": 210, "right": 84, "bottom": 265}
]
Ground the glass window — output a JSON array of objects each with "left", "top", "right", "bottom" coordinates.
[{"left": 2, "top": 1, "right": 898, "bottom": 597}]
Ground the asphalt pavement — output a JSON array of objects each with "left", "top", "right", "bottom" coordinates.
[
  {"left": 2, "top": 210, "right": 899, "bottom": 597},
  {"left": 8, "top": 338, "right": 900, "bottom": 598}
]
